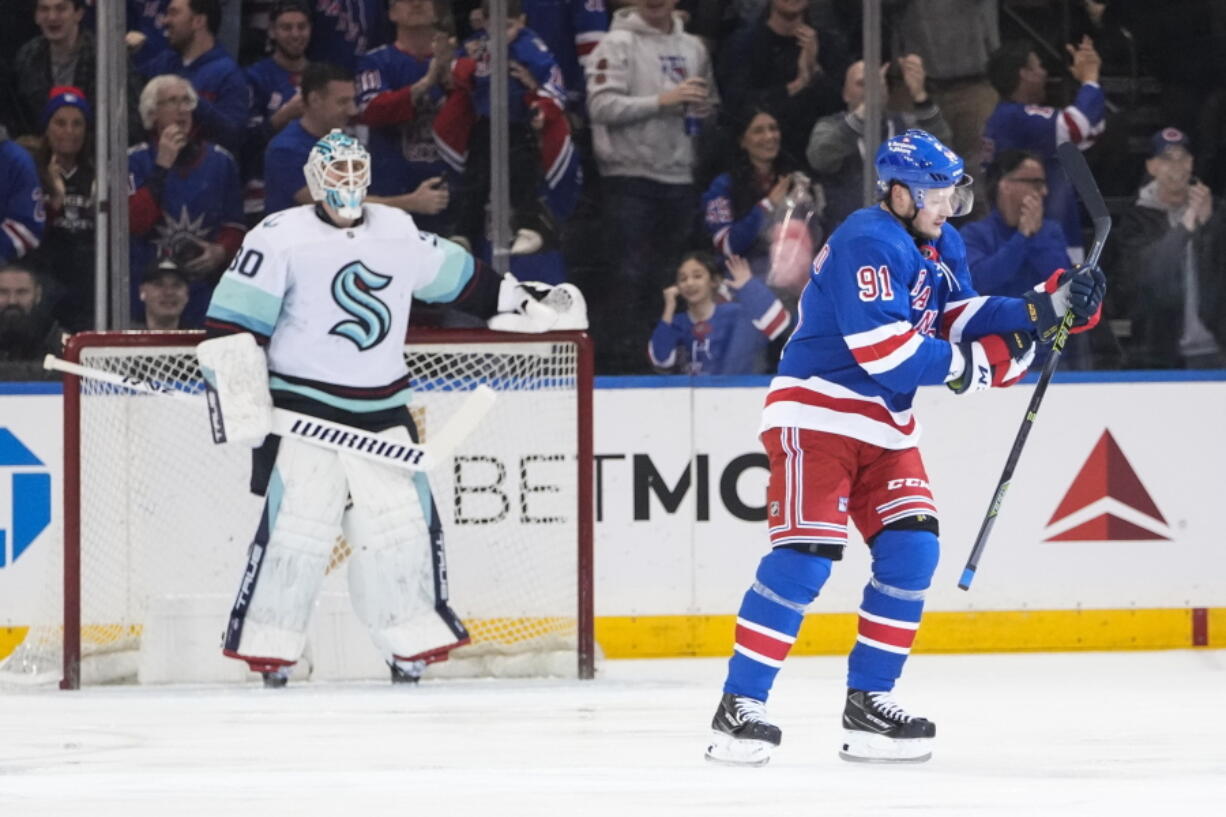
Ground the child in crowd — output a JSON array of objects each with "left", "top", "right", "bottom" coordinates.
[{"left": 649, "top": 252, "right": 791, "bottom": 375}]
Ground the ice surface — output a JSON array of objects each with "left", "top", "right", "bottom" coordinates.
[{"left": 1, "top": 651, "right": 1223, "bottom": 816}]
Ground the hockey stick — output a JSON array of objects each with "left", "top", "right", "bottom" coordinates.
[
  {"left": 957, "top": 142, "right": 1112, "bottom": 590},
  {"left": 44, "top": 354, "right": 497, "bottom": 473}
]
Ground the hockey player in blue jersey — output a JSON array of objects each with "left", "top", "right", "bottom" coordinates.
[{"left": 704, "top": 129, "right": 1106, "bottom": 765}]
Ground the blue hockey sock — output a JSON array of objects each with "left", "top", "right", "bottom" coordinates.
[
  {"left": 723, "top": 548, "right": 832, "bottom": 702},
  {"left": 847, "top": 527, "right": 939, "bottom": 691}
]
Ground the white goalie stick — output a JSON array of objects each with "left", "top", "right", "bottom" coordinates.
[{"left": 44, "top": 354, "right": 497, "bottom": 473}]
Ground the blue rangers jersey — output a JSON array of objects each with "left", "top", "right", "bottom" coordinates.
[
  {"left": 468, "top": 27, "right": 567, "bottom": 122},
  {"left": 244, "top": 58, "right": 303, "bottom": 217},
  {"left": 142, "top": 45, "right": 251, "bottom": 157},
  {"left": 128, "top": 141, "right": 244, "bottom": 325},
  {"left": 204, "top": 203, "right": 475, "bottom": 414},
  {"left": 263, "top": 120, "right": 320, "bottom": 215},
  {"left": 523, "top": 0, "right": 608, "bottom": 109},
  {"left": 245, "top": 57, "right": 302, "bottom": 144},
  {"left": 0, "top": 131, "right": 45, "bottom": 261},
  {"left": 128, "top": 0, "right": 170, "bottom": 75},
  {"left": 763, "top": 206, "right": 1031, "bottom": 449},
  {"left": 355, "top": 44, "right": 449, "bottom": 199},
  {"left": 306, "top": 0, "right": 391, "bottom": 72},
  {"left": 702, "top": 171, "right": 769, "bottom": 257},
  {"left": 984, "top": 83, "right": 1106, "bottom": 255},
  {"left": 649, "top": 276, "right": 790, "bottom": 375}
]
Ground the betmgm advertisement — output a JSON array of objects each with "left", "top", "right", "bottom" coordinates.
[{"left": 1, "top": 379, "right": 1223, "bottom": 665}]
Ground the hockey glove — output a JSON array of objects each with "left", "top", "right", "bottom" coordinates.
[
  {"left": 947, "top": 331, "right": 1036, "bottom": 394},
  {"left": 489, "top": 274, "right": 589, "bottom": 333},
  {"left": 1023, "top": 265, "right": 1107, "bottom": 343}
]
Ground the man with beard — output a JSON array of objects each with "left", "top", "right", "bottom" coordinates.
[{"left": 0, "top": 263, "right": 63, "bottom": 381}]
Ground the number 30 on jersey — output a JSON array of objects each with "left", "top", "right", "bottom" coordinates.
[{"left": 856, "top": 265, "right": 894, "bottom": 301}]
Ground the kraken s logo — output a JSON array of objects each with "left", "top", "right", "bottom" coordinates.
[{"left": 330, "top": 261, "right": 393, "bottom": 350}]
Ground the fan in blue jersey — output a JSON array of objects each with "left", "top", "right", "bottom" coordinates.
[
  {"left": 521, "top": 0, "right": 609, "bottom": 112},
  {"left": 127, "top": 0, "right": 172, "bottom": 76},
  {"left": 984, "top": 37, "right": 1106, "bottom": 260},
  {"left": 242, "top": 0, "right": 311, "bottom": 223},
  {"left": 0, "top": 125, "right": 45, "bottom": 263},
  {"left": 200, "top": 130, "right": 575, "bottom": 687},
  {"left": 263, "top": 62, "right": 357, "bottom": 215},
  {"left": 649, "top": 253, "right": 791, "bottom": 375},
  {"left": 704, "top": 129, "right": 1106, "bottom": 767},
  {"left": 129, "top": 75, "right": 245, "bottom": 328},
  {"left": 306, "top": 0, "right": 392, "bottom": 73},
  {"left": 140, "top": 0, "right": 250, "bottom": 158},
  {"left": 354, "top": 0, "right": 454, "bottom": 233},
  {"left": 448, "top": 0, "right": 569, "bottom": 256}
]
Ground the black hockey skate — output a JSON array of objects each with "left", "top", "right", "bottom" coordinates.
[
  {"left": 704, "top": 692, "right": 782, "bottom": 766},
  {"left": 389, "top": 659, "right": 425, "bottom": 685},
  {"left": 261, "top": 669, "right": 289, "bottom": 689},
  {"left": 840, "top": 688, "right": 935, "bottom": 763}
]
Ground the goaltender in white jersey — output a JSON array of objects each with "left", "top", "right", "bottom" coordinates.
[
  {"left": 206, "top": 194, "right": 472, "bottom": 412},
  {"left": 198, "top": 130, "right": 563, "bottom": 687}
]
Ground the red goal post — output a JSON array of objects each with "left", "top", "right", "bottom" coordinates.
[{"left": 45, "top": 328, "right": 593, "bottom": 688}]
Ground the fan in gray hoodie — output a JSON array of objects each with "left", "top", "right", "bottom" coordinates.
[
  {"left": 583, "top": 1, "right": 719, "bottom": 372},
  {"left": 587, "top": 2, "right": 718, "bottom": 184}
]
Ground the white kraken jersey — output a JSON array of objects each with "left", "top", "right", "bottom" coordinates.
[{"left": 205, "top": 203, "right": 474, "bottom": 412}]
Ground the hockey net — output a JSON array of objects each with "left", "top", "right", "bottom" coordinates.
[{"left": 1, "top": 329, "right": 593, "bottom": 687}]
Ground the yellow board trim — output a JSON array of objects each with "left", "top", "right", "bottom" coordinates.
[
  {"left": 3, "top": 609, "right": 1220, "bottom": 667},
  {"left": 593, "top": 608, "right": 1225, "bottom": 659}
]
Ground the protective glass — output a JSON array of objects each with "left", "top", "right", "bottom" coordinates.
[{"left": 916, "top": 175, "right": 975, "bottom": 217}]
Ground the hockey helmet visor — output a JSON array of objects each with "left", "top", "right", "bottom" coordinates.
[
  {"left": 305, "top": 130, "right": 370, "bottom": 219},
  {"left": 911, "top": 175, "right": 975, "bottom": 217}
]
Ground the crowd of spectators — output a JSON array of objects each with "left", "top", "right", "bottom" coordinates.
[{"left": 1, "top": 0, "right": 1225, "bottom": 378}]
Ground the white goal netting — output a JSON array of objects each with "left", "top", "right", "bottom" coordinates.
[{"left": 0, "top": 332, "right": 592, "bottom": 685}]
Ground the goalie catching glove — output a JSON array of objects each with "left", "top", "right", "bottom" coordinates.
[
  {"left": 488, "top": 274, "right": 589, "bottom": 333},
  {"left": 1023, "top": 265, "right": 1106, "bottom": 344},
  {"left": 197, "top": 332, "right": 273, "bottom": 446},
  {"left": 946, "top": 331, "right": 1035, "bottom": 394}
]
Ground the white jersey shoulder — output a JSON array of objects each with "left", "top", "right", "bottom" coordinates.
[{"left": 205, "top": 204, "right": 474, "bottom": 413}]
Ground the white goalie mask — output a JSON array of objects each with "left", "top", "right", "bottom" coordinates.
[{"left": 304, "top": 129, "right": 371, "bottom": 220}]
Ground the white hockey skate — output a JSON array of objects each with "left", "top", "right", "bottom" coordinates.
[
  {"left": 839, "top": 688, "right": 935, "bottom": 763},
  {"left": 704, "top": 693, "right": 782, "bottom": 766}
]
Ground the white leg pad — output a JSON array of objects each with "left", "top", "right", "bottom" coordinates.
[
  {"left": 839, "top": 730, "right": 933, "bottom": 763},
  {"left": 342, "top": 427, "right": 467, "bottom": 662},
  {"left": 230, "top": 438, "right": 346, "bottom": 663}
]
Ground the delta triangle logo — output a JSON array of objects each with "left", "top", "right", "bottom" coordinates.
[{"left": 1043, "top": 429, "right": 1170, "bottom": 541}]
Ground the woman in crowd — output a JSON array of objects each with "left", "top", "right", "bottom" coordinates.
[
  {"left": 649, "top": 252, "right": 791, "bottom": 375},
  {"left": 27, "top": 86, "right": 96, "bottom": 331},
  {"left": 700, "top": 106, "right": 822, "bottom": 298}
]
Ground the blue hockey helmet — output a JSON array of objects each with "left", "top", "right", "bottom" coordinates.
[{"left": 875, "top": 129, "right": 974, "bottom": 216}]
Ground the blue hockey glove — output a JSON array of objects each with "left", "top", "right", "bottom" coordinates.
[{"left": 1023, "top": 265, "right": 1107, "bottom": 343}]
